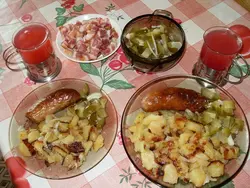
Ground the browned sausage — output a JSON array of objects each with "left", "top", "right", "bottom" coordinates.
[
  {"left": 26, "top": 89, "right": 81, "bottom": 123},
  {"left": 141, "top": 87, "right": 207, "bottom": 113}
]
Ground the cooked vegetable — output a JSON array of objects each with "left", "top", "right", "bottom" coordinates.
[
  {"left": 125, "top": 24, "right": 182, "bottom": 59},
  {"left": 189, "top": 168, "right": 206, "bottom": 187},
  {"left": 19, "top": 142, "right": 32, "bottom": 157},
  {"left": 27, "top": 130, "right": 40, "bottom": 143},
  {"left": 93, "top": 135, "right": 104, "bottom": 152},
  {"left": 208, "top": 161, "right": 224, "bottom": 178},
  {"left": 128, "top": 87, "right": 244, "bottom": 187},
  {"left": 163, "top": 164, "right": 178, "bottom": 184},
  {"left": 19, "top": 130, "right": 28, "bottom": 140},
  {"left": 18, "top": 84, "right": 107, "bottom": 170},
  {"left": 201, "top": 88, "right": 220, "bottom": 100}
]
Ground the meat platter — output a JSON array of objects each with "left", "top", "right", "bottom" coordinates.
[{"left": 56, "top": 14, "right": 121, "bottom": 63}]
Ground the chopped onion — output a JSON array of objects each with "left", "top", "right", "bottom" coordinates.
[
  {"left": 227, "top": 135, "right": 234, "bottom": 146},
  {"left": 87, "top": 92, "right": 102, "bottom": 101},
  {"left": 151, "top": 33, "right": 158, "bottom": 57},
  {"left": 146, "top": 40, "right": 157, "bottom": 58}
]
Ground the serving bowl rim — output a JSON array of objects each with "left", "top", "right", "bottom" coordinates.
[
  {"left": 56, "top": 14, "right": 122, "bottom": 64},
  {"left": 9, "top": 78, "right": 118, "bottom": 180},
  {"left": 121, "top": 74, "right": 250, "bottom": 188},
  {"left": 121, "top": 13, "right": 186, "bottom": 65}
]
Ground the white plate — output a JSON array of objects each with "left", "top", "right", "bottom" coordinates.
[{"left": 56, "top": 14, "right": 121, "bottom": 63}]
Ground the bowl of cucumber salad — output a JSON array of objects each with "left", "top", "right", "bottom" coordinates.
[{"left": 121, "top": 9, "right": 186, "bottom": 73}]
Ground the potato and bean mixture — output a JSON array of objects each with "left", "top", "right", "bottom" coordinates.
[
  {"left": 128, "top": 88, "right": 244, "bottom": 187},
  {"left": 18, "top": 84, "right": 107, "bottom": 170}
]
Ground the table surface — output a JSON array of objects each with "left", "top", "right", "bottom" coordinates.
[{"left": 0, "top": 0, "right": 250, "bottom": 188}]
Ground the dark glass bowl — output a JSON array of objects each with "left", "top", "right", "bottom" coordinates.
[{"left": 121, "top": 10, "right": 186, "bottom": 73}]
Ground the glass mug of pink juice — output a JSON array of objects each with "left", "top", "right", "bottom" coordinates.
[
  {"left": 193, "top": 26, "right": 249, "bottom": 87},
  {"left": 3, "top": 23, "right": 61, "bottom": 82}
]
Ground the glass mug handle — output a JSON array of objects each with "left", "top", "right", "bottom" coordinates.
[
  {"left": 153, "top": 9, "right": 173, "bottom": 19},
  {"left": 3, "top": 46, "right": 27, "bottom": 72},
  {"left": 224, "top": 54, "right": 250, "bottom": 84}
]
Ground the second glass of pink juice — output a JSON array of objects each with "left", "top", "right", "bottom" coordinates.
[
  {"left": 193, "top": 26, "right": 249, "bottom": 86},
  {"left": 201, "top": 28, "right": 242, "bottom": 71}
]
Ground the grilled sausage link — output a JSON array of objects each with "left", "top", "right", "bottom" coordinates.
[
  {"left": 141, "top": 87, "right": 207, "bottom": 113},
  {"left": 26, "top": 89, "right": 81, "bottom": 123}
]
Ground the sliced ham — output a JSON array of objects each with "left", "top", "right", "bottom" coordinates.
[
  {"left": 76, "top": 40, "right": 87, "bottom": 53},
  {"left": 84, "top": 31, "right": 96, "bottom": 41},
  {"left": 76, "top": 21, "right": 82, "bottom": 26},
  {"left": 59, "top": 17, "right": 119, "bottom": 61},
  {"left": 82, "top": 53, "right": 90, "bottom": 61},
  {"left": 89, "top": 53, "right": 98, "bottom": 60},
  {"left": 76, "top": 31, "right": 84, "bottom": 38},
  {"left": 111, "top": 28, "right": 118, "bottom": 39},
  {"left": 98, "top": 28, "right": 108, "bottom": 38},
  {"left": 68, "top": 28, "right": 77, "bottom": 39},
  {"left": 91, "top": 37, "right": 102, "bottom": 48}
]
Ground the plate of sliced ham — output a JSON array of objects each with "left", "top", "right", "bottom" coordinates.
[{"left": 56, "top": 14, "right": 121, "bottom": 63}]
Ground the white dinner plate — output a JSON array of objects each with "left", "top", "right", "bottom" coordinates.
[{"left": 56, "top": 14, "right": 121, "bottom": 63}]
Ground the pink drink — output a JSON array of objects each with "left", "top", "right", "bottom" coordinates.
[{"left": 200, "top": 29, "right": 242, "bottom": 71}]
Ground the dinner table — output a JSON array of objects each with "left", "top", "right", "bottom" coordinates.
[{"left": 0, "top": 0, "right": 250, "bottom": 188}]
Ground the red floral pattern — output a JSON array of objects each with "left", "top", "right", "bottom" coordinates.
[
  {"left": 174, "top": 18, "right": 182, "bottom": 24},
  {"left": 117, "top": 131, "right": 122, "bottom": 145},
  {"left": 21, "top": 14, "right": 32, "bottom": 22},
  {"left": 108, "top": 60, "right": 123, "bottom": 70},
  {"left": 24, "top": 77, "right": 35, "bottom": 86},
  {"left": 61, "top": 0, "right": 76, "bottom": 9},
  {"left": 116, "top": 47, "right": 124, "bottom": 55},
  {"left": 119, "top": 53, "right": 130, "bottom": 65}
]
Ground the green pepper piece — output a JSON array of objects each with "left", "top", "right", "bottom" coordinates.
[
  {"left": 201, "top": 88, "right": 220, "bottom": 101},
  {"left": 184, "top": 109, "right": 195, "bottom": 120},
  {"left": 100, "top": 98, "right": 107, "bottom": 109},
  {"left": 231, "top": 118, "right": 244, "bottom": 133},
  {"left": 152, "top": 28, "right": 162, "bottom": 37},
  {"left": 161, "top": 34, "right": 168, "bottom": 52},
  {"left": 221, "top": 127, "right": 231, "bottom": 137},
  {"left": 209, "top": 119, "right": 222, "bottom": 136},
  {"left": 89, "top": 112, "right": 97, "bottom": 126},
  {"left": 80, "top": 83, "right": 89, "bottom": 98},
  {"left": 97, "top": 108, "right": 108, "bottom": 118},
  {"left": 76, "top": 108, "right": 84, "bottom": 118},
  {"left": 220, "top": 116, "right": 235, "bottom": 128},
  {"left": 156, "top": 41, "right": 165, "bottom": 56},
  {"left": 67, "top": 106, "right": 76, "bottom": 117},
  {"left": 202, "top": 111, "right": 217, "bottom": 124},
  {"left": 211, "top": 100, "right": 223, "bottom": 114},
  {"left": 82, "top": 105, "right": 96, "bottom": 118},
  {"left": 91, "top": 99, "right": 102, "bottom": 110},
  {"left": 96, "top": 117, "right": 105, "bottom": 129},
  {"left": 131, "top": 45, "right": 138, "bottom": 54},
  {"left": 141, "top": 48, "right": 151, "bottom": 58},
  {"left": 221, "top": 100, "right": 235, "bottom": 116}
]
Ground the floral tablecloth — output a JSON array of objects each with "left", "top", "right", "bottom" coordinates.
[{"left": 0, "top": 0, "right": 250, "bottom": 187}]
